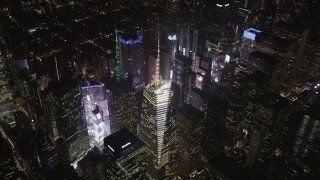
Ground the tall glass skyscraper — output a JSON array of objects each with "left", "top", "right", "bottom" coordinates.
[
  {"left": 119, "top": 30, "right": 145, "bottom": 90},
  {"left": 139, "top": 81, "right": 172, "bottom": 179},
  {"left": 44, "top": 80, "right": 90, "bottom": 162},
  {"left": 81, "top": 85, "right": 110, "bottom": 150},
  {"left": 138, "top": 28, "right": 174, "bottom": 179}
]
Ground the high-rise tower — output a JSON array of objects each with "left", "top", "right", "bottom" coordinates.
[
  {"left": 175, "top": 104, "right": 205, "bottom": 178},
  {"left": 44, "top": 80, "right": 90, "bottom": 162},
  {"left": 115, "top": 29, "right": 122, "bottom": 78},
  {"left": 0, "top": 42, "right": 16, "bottom": 125},
  {"left": 81, "top": 85, "right": 110, "bottom": 149},
  {"left": 172, "top": 52, "right": 192, "bottom": 107},
  {"left": 119, "top": 30, "right": 145, "bottom": 90},
  {"left": 108, "top": 79, "right": 138, "bottom": 135},
  {"left": 138, "top": 27, "right": 174, "bottom": 179}
]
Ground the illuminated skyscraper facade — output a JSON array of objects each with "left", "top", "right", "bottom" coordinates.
[
  {"left": 108, "top": 79, "right": 138, "bottom": 135},
  {"left": 36, "top": 129, "right": 59, "bottom": 170},
  {"left": 293, "top": 105, "right": 320, "bottom": 167},
  {"left": 138, "top": 27, "right": 175, "bottom": 178},
  {"left": 81, "top": 85, "right": 110, "bottom": 149},
  {"left": 176, "top": 16, "right": 190, "bottom": 57},
  {"left": 173, "top": 52, "right": 192, "bottom": 107},
  {"left": 238, "top": 28, "right": 262, "bottom": 73},
  {"left": 308, "top": 47, "right": 320, "bottom": 84},
  {"left": 139, "top": 81, "right": 172, "bottom": 179},
  {"left": 119, "top": 30, "right": 145, "bottom": 90},
  {"left": 244, "top": 92, "right": 290, "bottom": 167},
  {"left": 44, "top": 80, "right": 90, "bottom": 162},
  {"left": 272, "top": 24, "right": 310, "bottom": 93},
  {"left": 175, "top": 104, "right": 204, "bottom": 178},
  {"left": 0, "top": 42, "right": 16, "bottom": 125},
  {"left": 115, "top": 29, "right": 122, "bottom": 78},
  {"left": 104, "top": 128, "right": 146, "bottom": 180}
]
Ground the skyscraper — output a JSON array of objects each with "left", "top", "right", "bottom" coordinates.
[
  {"left": 172, "top": 52, "right": 192, "bottom": 107},
  {"left": 293, "top": 104, "right": 320, "bottom": 167},
  {"left": 77, "top": 146, "right": 106, "bottom": 179},
  {"left": 244, "top": 92, "right": 290, "bottom": 167},
  {"left": 176, "top": 16, "right": 190, "bottom": 57},
  {"left": 0, "top": 42, "right": 16, "bottom": 125},
  {"left": 138, "top": 28, "right": 174, "bottom": 179},
  {"left": 104, "top": 128, "right": 146, "bottom": 179},
  {"left": 175, "top": 104, "right": 204, "bottom": 178},
  {"left": 36, "top": 129, "right": 59, "bottom": 170},
  {"left": 44, "top": 80, "right": 90, "bottom": 162},
  {"left": 272, "top": 23, "right": 310, "bottom": 93},
  {"left": 108, "top": 79, "right": 138, "bottom": 135},
  {"left": 189, "top": 87, "right": 206, "bottom": 110},
  {"left": 119, "top": 30, "right": 145, "bottom": 90},
  {"left": 55, "top": 137, "right": 70, "bottom": 169},
  {"left": 237, "top": 27, "right": 262, "bottom": 73},
  {"left": 81, "top": 85, "right": 110, "bottom": 149},
  {"left": 139, "top": 80, "right": 172, "bottom": 179},
  {"left": 115, "top": 29, "right": 123, "bottom": 78}
]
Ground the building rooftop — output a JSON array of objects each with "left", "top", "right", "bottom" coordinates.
[
  {"left": 248, "top": 71, "right": 271, "bottom": 85},
  {"left": 257, "top": 92, "right": 290, "bottom": 110},
  {"left": 256, "top": 32, "right": 291, "bottom": 49},
  {"left": 178, "top": 104, "right": 203, "bottom": 122},
  {"left": 250, "top": 51, "right": 281, "bottom": 65},
  {"left": 207, "top": 152, "right": 252, "bottom": 179},
  {"left": 145, "top": 80, "right": 171, "bottom": 93},
  {"left": 49, "top": 79, "right": 80, "bottom": 98},
  {"left": 104, "top": 128, "right": 144, "bottom": 161},
  {"left": 77, "top": 146, "right": 103, "bottom": 170},
  {"left": 274, "top": 22, "right": 309, "bottom": 35},
  {"left": 109, "top": 78, "right": 133, "bottom": 96},
  {"left": 235, "top": 71, "right": 249, "bottom": 82}
]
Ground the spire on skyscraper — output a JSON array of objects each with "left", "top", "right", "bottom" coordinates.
[{"left": 154, "top": 24, "right": 161, "bottom": 86}]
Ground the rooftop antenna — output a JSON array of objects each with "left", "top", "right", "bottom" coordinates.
[{"left": 154, "top": 23, "right": 161, "bottom": 86}]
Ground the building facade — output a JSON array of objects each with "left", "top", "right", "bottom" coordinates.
[
  {"left": 104, "top": 128, "right": 146, "bottom": 179},
  {"left": 44, "top": 80, "right": 90, "bottom": 162}
]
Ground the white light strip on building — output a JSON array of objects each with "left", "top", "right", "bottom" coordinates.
[
  {"left": 122, "top": 142, "right": 131, "bottom": 149},
  {"left": 108, "top": 145, "right": 115, "bottom": 152}
]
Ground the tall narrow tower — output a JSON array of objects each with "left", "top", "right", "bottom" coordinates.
[
  {"left": 138, "top": 26, "right": 173, "bottom": 179},
  {"left": 155, "top": 25, "right": 161, "bottom": 86},
  {"left": 115, "top": 30, "right": 122, "bottom": 78}
]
